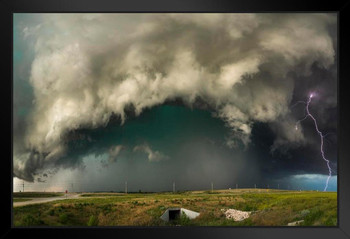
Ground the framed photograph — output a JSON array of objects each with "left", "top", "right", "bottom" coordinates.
[{"left": 2, "top": 0, "right": 350, "bottom": 238}]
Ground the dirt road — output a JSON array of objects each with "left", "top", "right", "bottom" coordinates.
[{"left": 13, "top": 193, "right": 81, "bottom": 207}]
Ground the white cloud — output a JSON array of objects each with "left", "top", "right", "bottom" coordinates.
[
  {"left": 133, "top": 144, "right": 169, "bottom": 162},
  {"left": 108, "top": 145, "right": 124, "bottom": 163}
]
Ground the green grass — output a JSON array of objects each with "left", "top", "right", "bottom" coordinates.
[
  {"left": 13, "top": 189, "right": 337, "bottom": 227},
  {"left": 13, "top": 192, "right": 64, "bottom": 198},
  {"left": 13, "top": 198, "right": 33, "bottom": 202},
  {"left": 81, "top": 193, "right": 125, "bottom": 197},
  {"left": 87, "top": 215, "right": 99, "bottom": 226}
]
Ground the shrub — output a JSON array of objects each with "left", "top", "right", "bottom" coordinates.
[
  {"left": 303, "top": 209, "right": 324, "bottom": 225},
  {"left": 21, "top": 215, "right": 43, "bottom": 226},
  {"left": 324, "top": 217, "right": 337, "bottom": 226},
  {"left": 48, "top": 209, "right": 55, "bottom": 216},
  {"left": 87, "top": 215, "right": 99, "bottom": 226},
  {"left": 59, "top": 213, "right": 69, "bottom": 224},
  {"left": 179, "top": 212, "right": 192, "bottom": 225},
  {"left": 242, "top": 205, "right": 257, "bottom": 211},
  {"left": 300, "top": 209, "right": 310, "bottom": 217}
]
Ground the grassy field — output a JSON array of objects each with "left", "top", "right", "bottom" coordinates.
[
  {"left": 13, "top": 198, "right": 33, "bottom": 202},
  {"left": 13, "top": 192, "right": 64, "bottom": 198},
  {"left": 13, "top": 189, "right": 337, "bottom": 227}
]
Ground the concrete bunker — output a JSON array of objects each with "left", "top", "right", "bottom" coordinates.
[{"left": 160, "top": 208, "right": 200, "bottom": 222}]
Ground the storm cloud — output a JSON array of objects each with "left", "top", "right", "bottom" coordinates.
[
  {"left": 13, "top": 13, "right": 337, "bottom": 183},
  {"left": 133, "top": 144, "right": 169, "bottom": 162}
]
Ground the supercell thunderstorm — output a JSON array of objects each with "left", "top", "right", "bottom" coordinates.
[{"left": 13, "top": 14, "right": 337, "bottom": 190}]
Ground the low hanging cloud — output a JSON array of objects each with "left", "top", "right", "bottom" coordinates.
[
  {"left": 133, "top": 144, "right": 170, "bottom": 162},
  {"left": 108, "top": 145, "right": 124, "bottom": 163},
  {"left": 269, "top": 118, "right": 306, "bottom": 153},
  {"left": 13, "top": 13, "right": 336, "bottom": 181},
  {"left": 37, "top": 177, "right": 46, "bottom": 183}
]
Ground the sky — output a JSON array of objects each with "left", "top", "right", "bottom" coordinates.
[{"left": 13, "top": 13, "right": 337, "bottom": 192}]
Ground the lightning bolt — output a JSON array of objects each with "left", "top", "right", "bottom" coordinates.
[{"left": 295, "top": 93, "right": 332, "bottom": 191}]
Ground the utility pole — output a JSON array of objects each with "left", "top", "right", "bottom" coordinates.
[
  {"left": 211, "top": 182, "right": 213, "bottom": 192},
  {"left": 173, "top": 182, "right": 175, "bottom": 193},
  {"left": 125, "top": 181, "right": 128, "bottom": 194}
]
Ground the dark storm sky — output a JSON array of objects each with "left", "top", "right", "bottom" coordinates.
[{"left": 13, "top": 13, "right": 337, "bottom": 192}]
